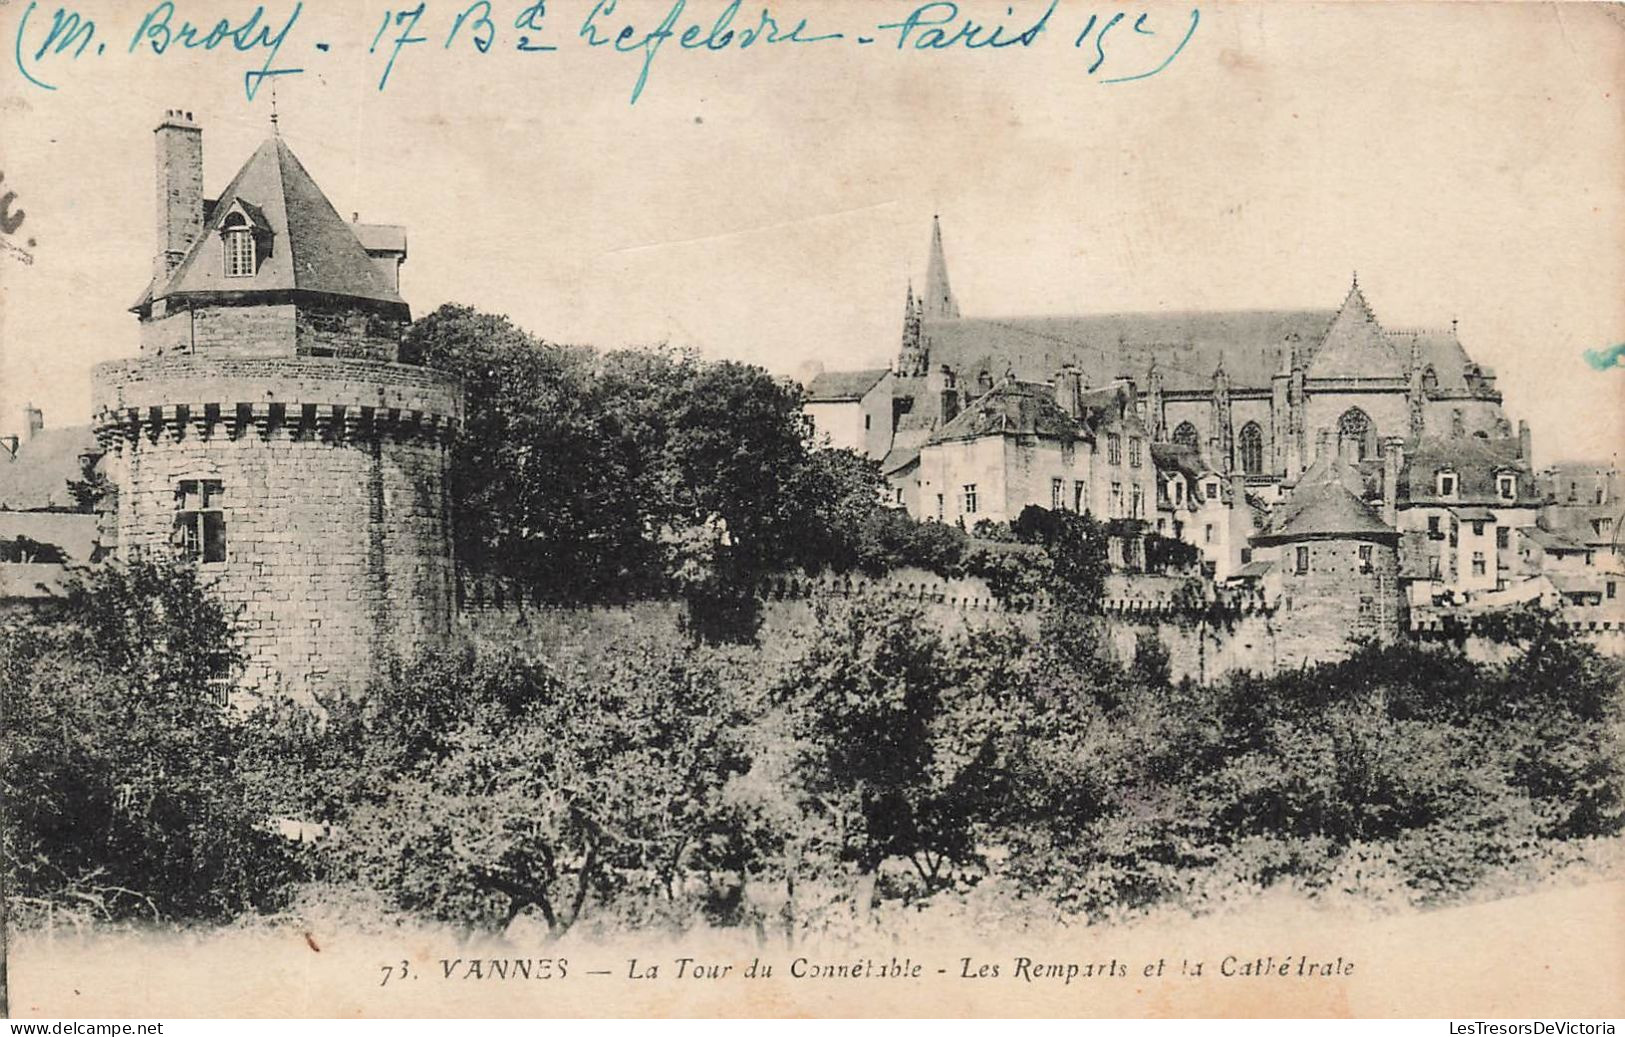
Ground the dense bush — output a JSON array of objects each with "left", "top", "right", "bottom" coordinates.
[
  {"left": 5, "top": 561, "right": 1620, "bottom": 935},
  {"left": 0, "top": 562, "right": 302, "bottom": 925}
]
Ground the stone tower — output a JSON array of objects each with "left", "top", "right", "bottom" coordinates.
[{"left": 92, "top": 110, "right": 463, "bottom": 696}]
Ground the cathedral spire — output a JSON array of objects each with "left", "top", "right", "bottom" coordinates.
[{"left": 922, "top": 215, "right": 960, "bottom": 321}]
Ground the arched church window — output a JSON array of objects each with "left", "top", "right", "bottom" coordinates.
[
  {"left": 1172, "top": 421, "right": 1200, "bottom": 451},
  {"left": 223, "top": 213, "right": 255, "bottom": 278},
  {"left": 1238, "top": 422, "right": 1265, "bottom": 475},
  {"left": 1337, "top": 408, "right": 1375, "bottom": 461}
]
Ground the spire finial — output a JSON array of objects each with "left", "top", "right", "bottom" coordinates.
[
  {"left": 1351, "top": 269, "right": 1359, "bottom": 292},
  {"left": 270, "top": 80, "right": 280, "bottom": 135}
]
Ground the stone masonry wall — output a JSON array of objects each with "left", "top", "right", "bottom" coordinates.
[
  {"left": 139, "top": 301, "right": 402, "bottom": 362},
  {"left": 141, "top": 304, "right": 298, "bottom": 358},
  {"left": 94, "top": 356, "right": 461, "bottom": 698},
  {"left": 1268, "top": 538, "right": 1403, "bottom": 663}
]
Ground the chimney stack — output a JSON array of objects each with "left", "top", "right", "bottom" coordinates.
[
  {"left": 1053, "top": 364, "right": 1083, "bottom": 419},
  {"left": 1382, "top": 436, "right": 1404, "bottom": 526},
  {"left": 1517, "top": 419, "right": 1532, "bottom": 463},
  {"left": 1316, "top": 427, "right": 1332, "bottom": 462},
  {"left": 154, "top": 108, "right": 203, "bottom": 283},
  {"left": 24, "top": 402, "right": 43, "bottom": 442}
]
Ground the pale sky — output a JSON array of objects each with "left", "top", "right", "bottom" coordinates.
[{"left": 1, "top": 1, "right": 1620, "bottom": 467}]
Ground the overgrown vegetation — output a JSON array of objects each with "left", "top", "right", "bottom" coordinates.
[
  {"left": 4, "top": 560, "right": 1619, "bottom": 935},
  {"left": 402, "top": 306, "right": 1171, "bottom": 633}
]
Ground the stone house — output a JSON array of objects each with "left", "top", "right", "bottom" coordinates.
[
  {"left": 1393, "top": 432, "right": 1542, "bottom": 603},
  {"left": 803, "top": 368, "right": 894, "bottom": 459},
  {"left": 896, "top": 376, "right": 1158, "bottom": 533}
]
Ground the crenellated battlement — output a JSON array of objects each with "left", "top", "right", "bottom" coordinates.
[{"left": 91, "top": 356, "right": 462, "bottom": 445}]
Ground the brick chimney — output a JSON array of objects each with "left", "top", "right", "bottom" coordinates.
[
  {"left": 1382, "top": 436, "right": 1404, "bottom": 526},
  {"left": 154, "top": 109, "right": 203, "bottom": 283},
  {"left": 24, "top": 402, "right": 43, "bottom": 441},
  {"left": 1517, "top": 419, "right": 1532, "bottom": 463},
  {"left": 1316, "top": 427, "right": 1332, "bottom": 462}
]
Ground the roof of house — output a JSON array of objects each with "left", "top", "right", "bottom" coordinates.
[
  {"left": 1538, "top": 505, "right": 1623, "bottom": 547},
  {"left": 1398, "top": 435, "right": 1536, "bottom": 506},
  {"left": 881, "top": 445, "right": 921, "bottom": 474},
  {"left": 1547, "top": 571, "right": 1608, "bottom": 595},
  {"left": 1233, "top": 560, "right": 1274, "bottom": 580},
  {"left": 136, "top": 136, "right": 406, "bottom": 312},
  {"left": 926, "top": 380, "right": 1081, "bottom": 445},
  {"left": 0, "top": 426, "right": 99, "bottom": 511},
  {"left": 805, "top": 369, "right": 890, "bottom": 402},
  {"left": 1520, "top": 526, "right": 1588, "bottom": 552},
  {"left": 0, "top": 511, "right": 99, "bottom": 563},
  {"left": 353, "top": 222, "right": 407, "bottom": 255},
  {"left": 1449, "top": 506, "right": 1498, "bottom": 523}
]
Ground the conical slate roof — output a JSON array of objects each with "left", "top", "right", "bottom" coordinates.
[
  {"left": 142, "top": 137, "right": 405, "bottom": 311},
  {"left": 1259, "top": 463, "right": 1395, "bottom": 542}
]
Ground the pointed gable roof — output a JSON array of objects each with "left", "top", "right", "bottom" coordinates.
[
  {"left": 922, "top": 216, "right": 960, "bottom": 320},
  {"left": 142, "top": 137, "right": 405, "bottom": 313},
  {"left": 1306, "top": 279, "right": 1404, "bottom": 378}
]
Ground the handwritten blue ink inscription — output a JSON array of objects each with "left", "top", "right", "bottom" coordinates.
[{"left": 11, "top": 1, "right": 1203, "bottom": 105}]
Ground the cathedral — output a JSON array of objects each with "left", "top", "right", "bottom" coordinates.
[
  {"left": 805, "top": 218, "right": 1583, "bottom": 636},
  {"left": 879, "top": 217, "right": 1515, "bottom": 489}
]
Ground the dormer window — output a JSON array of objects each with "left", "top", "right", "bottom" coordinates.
[
  {"left": 1497, "top": 474, "right": 1516, "bottom": 501},
  {"left": 1437, "top": 470, "right": 1457, "bottom": 497},
  {"left": 1204, "top": 479, "right": 1219, "bottom": 501},
  {"left": 223, "top": 213, "right": 255, "bottom": 277}
]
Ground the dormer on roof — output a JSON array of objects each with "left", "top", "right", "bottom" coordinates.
[{"left": 132, "top": 113, "right": 411, "bottom": 363}]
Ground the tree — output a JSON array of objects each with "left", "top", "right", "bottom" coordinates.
[
  {"left": 322, "top": 632, "right": 763, "bottom": 935},
  {"left": 777, "top": 600, "right": 1010, "bottom": 897},
  {"left": 1, "top": 561, "right": 299, "bottom": 925}
]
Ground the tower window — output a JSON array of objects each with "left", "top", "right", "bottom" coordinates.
[
  {"left": 1295, "top": 545, "right": 1310, "bottom": 573},
  {"left": 1358, "top": 544, "right": 1373, "bottom": 572},
  {"left": 223, "top": 213, "right": 256, "bottom": 277},
  {"left": 174, "top": 479, "right": 226, "bottom": 564}
]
